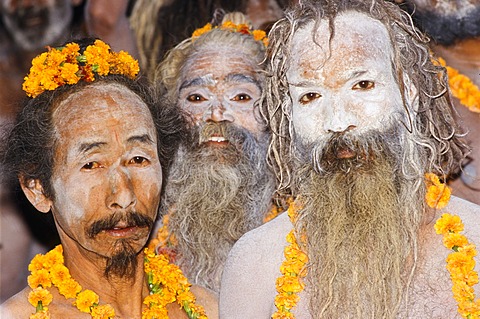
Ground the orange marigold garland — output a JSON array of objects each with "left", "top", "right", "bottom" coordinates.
[
  {"left": 22, "top": 39, "right": 139, "bottom": 98},
  {"left": 191, "top": 20, "right": 268, "bottom": 47},
  {"left": 27, "top": 245, "right": 206, "bottom": 319},
  {"left": 438, "top": 57, "right": 480, "bottom": 113},
  {"left": 425, "top": 172, "right": 451, "bottom": 209},
  {"left": 143, "top": 248, "right": 208, "bottom": 319},
  {"left": 428, "top": 173, "right": 480, "bottom": 318},
  {"left": 273, "top": 174, "right": 478, "bottom": 318},
  {"left": 272, "top": 199, "right": 308, "bottom": 319},
  {"left": 435, "top": 213, "right": 480, "bottom": 318}
]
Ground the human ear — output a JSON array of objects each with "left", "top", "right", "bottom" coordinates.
[
  {"left": 19, "top": 178, "right": 53, "bottom": 213},
  {"left": 403, "top": 73, "right": 419, "bottom": 112}
]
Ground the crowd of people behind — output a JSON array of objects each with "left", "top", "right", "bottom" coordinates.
[{"left": 1, "top": 0, "right": 480, "bottom": 318}]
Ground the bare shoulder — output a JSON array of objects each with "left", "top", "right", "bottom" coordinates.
[
  {"left": 190, "top": 285, "right": 218, "bottom": 319},
  {"left": 1, "top": 288, "right": 33, "bottom": 319},
  {"left": 219, "top": 212, "right": 292, "bottom": 318},
  {"left": 227, "top": 212, "right": 291, "bottom": 260},
  {"left": 446, "top": 196, "right": 480, "bottom": 240}
]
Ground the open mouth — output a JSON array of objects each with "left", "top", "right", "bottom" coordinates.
[
  {"left": 102, "top": 222, "right": 148, "bottom": 238},
  {"left": 203, "top": 135, "right": 230, "bottom": 147},
  {"left": 335, "top": 147, "right": 356, "bottom": 159}
]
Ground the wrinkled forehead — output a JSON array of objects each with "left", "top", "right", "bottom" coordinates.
[
  {"left": 182, "top": 45, "right": 261, "bottom": 79},
  {"left": 289, "top": 11, "right": 393, "bottom": 75},
  {"left": 53, "top": 83, "right": 152, "bottom": 132}
]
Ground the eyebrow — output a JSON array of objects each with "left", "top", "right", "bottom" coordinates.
[
  {"left": 225, "top": 73, "right": 262, "bottom": 91},
  {"left": 289, "top": 70, "right": 371, "bottom": 88},
  {"left": 179, "top": 75, "right": 215, "bottom": 91},
  {"left": 179, "top": 73, "right": 262, "bottom": 91},
  {"left": 127, "top": 134, "right": 155, "bottom": 145},
  {"left": 77, "top": 134, "right": 154, "bottom": 155}
]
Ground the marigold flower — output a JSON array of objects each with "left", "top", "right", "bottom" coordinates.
[
  {"left": 28, "top": 287, "right": 53, "bottom": 308},
  {"left": 191, "top": 20, "right": 268, "bottom": 47},
  {"left": 252, "top": 29, "right": 267, "bottom": 42},
  {"left": 43, "top": 247, "right": 63, "bottom": 269},
  {"left": 438, "top": 57, "right": 480, "bottom": 113},
  {"left": 142, "top": 306, "right": 168, "bottom": 319},
  {"left": 29, "top": 310, "right": 50, "bottom": 319},
  {"left": 29, "top": 254, "right": 47, "bottom": 272},
  {"left": 91, "top": 304, "right": 115, "bottom": 319},
  {"left": 435, "top": 213, "right": 464, "bottom": 235},
  {"left": 28, "top": 269, "right": 52, "bottom": 289},
  {"left": 192, "top": 23, "right": 212, "bottom": 38},
  {"left": 50, "top": 264, "right": 71, "bottom": 285},
  {"left": 57, "top": 278, "right": 82, "bottom": 299},
  {"left": 451, "top": 268, "right": 479, "bottom": 287},
  {"left": 459, "top": 244, "right": 478, "bottom": 258},
  {"left": 75, "top": 289, "right": 99, "bottom": 313},
  {"left": 425, "top": 183, "right": 451, "bottom": 209},
  {"left": 452, "top": 280, "right": 475, "bottom": 303},
  {"left": 443, "top": 233, "right": 469, "bottom": 250},
  {"left": 23, "top": 40, "right": 138, "bottom": 98},
  {"left": 447, "top": 251, "right": 475, "bottom": 273}
]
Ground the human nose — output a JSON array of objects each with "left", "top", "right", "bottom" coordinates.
[
  {"left": 323, "top": 100, "right": 358, "bottom": 133},
  {"left": 106, "top": 168, "right": 136, "bottom": 210},
  {"left": 203, "top": 101, "right": 234, "bottom": 123}
]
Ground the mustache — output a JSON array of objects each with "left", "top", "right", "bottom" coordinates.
[
  {"left": 87, "top": 212, "right": 153, "bottom": 238},
  {"left": 194, "top": 122, "right": 250, "bottom": 146},
  {"left": 299, "top": 127, "right": 400, "bottom": 175}
]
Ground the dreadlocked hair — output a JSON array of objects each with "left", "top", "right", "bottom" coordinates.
[{"left": 261, "top": 0, "right": 469, "bottom": 198}]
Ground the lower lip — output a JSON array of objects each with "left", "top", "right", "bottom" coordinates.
[
  {"left": 336, "top": 148, "right": 356, "bottom": 159},
  {"left": 204, "top": 140, "right": 230, "bottom": 147},
  {"left": 104, "top": 226, "right": 143, "bottom": 237}
]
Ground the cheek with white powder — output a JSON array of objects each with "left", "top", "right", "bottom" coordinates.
[{"left": 287, "top": 11, "right": 404, "bottom": 142}]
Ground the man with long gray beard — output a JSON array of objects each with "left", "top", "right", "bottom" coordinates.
[
  {"left": 152, "top": 12, "right": 276, "bottom": 293},
  {"left": 219, "top": 0, "right": 480, "bottom": 318}
]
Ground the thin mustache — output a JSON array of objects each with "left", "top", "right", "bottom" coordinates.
[{"left": 87, "top": 212, "right": 153, "bottom": 238}]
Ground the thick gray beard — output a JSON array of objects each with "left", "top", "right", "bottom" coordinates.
[
  {"left": 293, "top": 126, "right": 425, "bottom": 318},
  {"left": 162, "top": 125, "right": 275, "bottom": 292}
]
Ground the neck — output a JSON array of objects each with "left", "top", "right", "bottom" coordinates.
[
  {"left": 60, "top": 236, "right": 149, "bottom": 317},
  {"left": 433, "top": 38, "right": 480, "bottom": 86}
]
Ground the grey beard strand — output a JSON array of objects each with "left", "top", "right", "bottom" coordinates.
[{"left": 161, "top": 136, "right": 275, "bottom": 292}]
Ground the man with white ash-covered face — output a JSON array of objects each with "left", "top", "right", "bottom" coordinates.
[
  {"left": 0, "top": 38, "right": 217, "bottom": 319},
  {"left": 153, "top": 11, "right": 276, "bottom": 294},
  {"left": 219, "top": 0, "right": 480, "bottom": 318}
]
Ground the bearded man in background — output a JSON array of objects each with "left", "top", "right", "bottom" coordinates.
[
  {"left": 219, "top": 0, "right": 480, "bottom": 318},
  {"left": 153, "top": 11, "right": 276, "bottom": 293}
]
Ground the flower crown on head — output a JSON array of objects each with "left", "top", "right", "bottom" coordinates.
[
  {"left": 23, "top": 39, "right": 140, "bottom": 98},
  {"left": 191, "top": 20, "right": 269, "bottom": 47}
]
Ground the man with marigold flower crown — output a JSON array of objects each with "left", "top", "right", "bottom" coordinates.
[
  {"left": 151, "top": 11, "right": 277, "bottom": 294},
  {"left": 0, "top": 38, "right": 218, "bottom": 319},
  {"left": 219, "top": 0, "right": 480, "bottom": 318}
]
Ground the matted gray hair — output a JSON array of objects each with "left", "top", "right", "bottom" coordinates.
[{"left": 261, "top": 0, "right": 469, "bottom": 197}]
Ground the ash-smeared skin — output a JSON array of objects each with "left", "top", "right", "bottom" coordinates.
[
  {"left": 50, "top": 83, "right": 162, "bottom": 261},
  {"left": 287, "top": 12, "right": 403, "bottom": 144}
]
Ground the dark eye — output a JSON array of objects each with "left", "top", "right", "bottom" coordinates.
[
  {"left": 231, "top": 93, "right": 252, "bottom": 102},
  {"left": 352, "top": 80, "right": 374, "bottom": 90},
  {"left": 128, "top": 156, "right": 149, "bottom": 166},
  {"left": 82, "top": 162, "right": 102, "bottom": 170},
  {"left": 186, "top": 94, "right": 207, "bottom": 102},
  {"left": 299, "top": 92, "right": 321, "bottom": 104}
]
